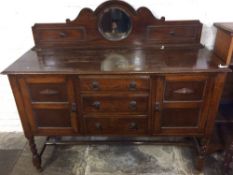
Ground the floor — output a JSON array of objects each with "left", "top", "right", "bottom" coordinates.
[{"left": 0, "top": 132, "right": 232, "bottom": 175}]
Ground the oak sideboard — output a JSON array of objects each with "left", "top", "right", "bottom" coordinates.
[{"left": 2, "top": 0, "right": 230, "bottom": 171}]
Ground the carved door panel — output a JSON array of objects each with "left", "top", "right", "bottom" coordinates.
[
  {"left": 152, "top": 75, "right": 212, "bottom": 135},
  {"left": 18, "top": 75, "right": 79, "bottom": 135}
]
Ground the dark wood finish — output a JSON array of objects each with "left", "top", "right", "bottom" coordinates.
[
  {"left": 164, "top": 77, "right": 206, "bottom": 101},
  {"left": 28, "top": 83, "right": 68, "bottom": 102},
  {"left": 1, "top": 0, "right": 231, "bottom": 172},
  {"left": 28, "top": 137, "right": 42, "bottom": 171},
  {"left": 152, "top": 75, "right": 212, "bottom": 136},
  {"left": 79, "top": 76, "right": 149, "bottom": 92},
  {"left": 85, "top": 117, "right": 148, "bottom": 135},
  {"left": 81, "top": 93, "right": 149, "bottom": 115},
  {"left": 147, "top": 25, "right": 199, "bottom": 44},
  {"left": 34, "top": 27, "right": 86, "bottom": 43},
  {"left": 2, "top": 48, "right": 228, "bottom": 74},
  {"left": 8, "top": 76, "right": 32, "bottom": 139},
  {"left": 32, "top": 0, "right": 202, "bottom": 50},
  {"left": 18, "top": 75, "right": 79, "bottom": 135}
]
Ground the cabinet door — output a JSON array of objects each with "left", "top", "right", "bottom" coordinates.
[
  {"left": 152, "top": 75, "right": 212, "bottom": 135},
  {"left": 19, "top": 76, "right": 79, "bottom": 135}
]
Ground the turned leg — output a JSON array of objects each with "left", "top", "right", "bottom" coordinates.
[
  {"left": 196, "top": 138, "right": 209, "bottom": 171},
  {"left": 223, "top": 141, "right": 233, "bottom": 174},
  {"left": 28, "top": 136, "right": 42, "bottom": 171}
]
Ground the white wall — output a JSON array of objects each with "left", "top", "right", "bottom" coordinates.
[{"left": 0, "top": 0, "right": 233, "bottom": 131}]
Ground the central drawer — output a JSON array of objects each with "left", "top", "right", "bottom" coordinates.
[
  {"left": 79, "top": 76, "right": 149, "bottom": 92},
  {"left": 85, "top": 117, "right": 148, "bottom": 135},
  {"left": 81, "top": 93, "right": 149, "bottom": 115},
  {"left": 78, "top": 75, "right": 151, "bottom": 135}
]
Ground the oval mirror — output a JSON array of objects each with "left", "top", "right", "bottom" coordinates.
[{"left": 98, "top": 8, "right": 132, "bottom": 41}]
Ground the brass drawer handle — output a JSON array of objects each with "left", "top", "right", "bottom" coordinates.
[
  {"left": 169, "top": 31, "right": 175, "bottom": 36},
  {"left": 92, "top": 81, "right": 100, "bottom": 90},
  {"left": 129, "top": 122, "right": 138, "bottom": 130},
  {"left": 95, "top": 122, "right": 102, "bottom": 130},
  {"left": 129, "top": 100, "right": 137, "bottom": 111},
  {"left": 92, "top": 101, "right": 101, "bottom": 109},
  {"left": 129, "top": 81, "right": 137, "bottom": 90},
  {"left": 59, "top": 31, "right": 67, "bottom": 37}
]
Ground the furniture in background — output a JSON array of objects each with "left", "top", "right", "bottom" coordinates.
[
  {"left": 2, "top": 0, "right": 230, "bottom": 171},
  {"left": 214, "top": 22, "right": 233, "bottom": 174},
  {"left": 214, "top": 23, "right": 233, "bottom": 65}
]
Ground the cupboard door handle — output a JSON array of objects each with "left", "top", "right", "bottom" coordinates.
[
  {"left": 173, "top": 88, "right": 194, "bottom": 94},
  {"left": 39, "top": 88, "right": 59, "bottom": 95},
  {"left": 129, "top": 100, "right": 137, "bottom": 111},
  {"left": 92, "top": 81, "right": 100, "bottom": 90},
  {"left": 129, "top": 81, "right": 137, "bottom": 90},
  {"left": 129, "top": 122, "right": 138, "bottom": 130},
  {"left": 95, "top": 122, "right": 102, "bottom": 130},
  {"left": 92, "top": 101, "right": 101, "bottom": 109},
  {"left": 155, "top": 102, "right": 161, "bottom": 112},
  {"left": 70, "top": 103, "right": 78, "bottom": 132},
  {"left": 71, "top": 103, "right": 77, "bottom": 112}
]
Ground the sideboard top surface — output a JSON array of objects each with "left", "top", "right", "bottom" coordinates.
[{"left": 2, "top": 48, "right": 230, "bottom": 75}]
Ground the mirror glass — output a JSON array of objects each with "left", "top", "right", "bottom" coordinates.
[{"left": 99, "top": 8, "right": 132, "bottom": 41}]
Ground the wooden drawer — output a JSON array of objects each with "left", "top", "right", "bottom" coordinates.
[
  {"left": 79, "top": 76, "right": 149, "bottom": 92},
  {"left": 28, "top": 83, "right": 68, "bottom": 102},
  {"left": 34, "top": 26, "right": 85, "bottom": 43},
  {"left": 164, "top": 76, "right": 207, "bottom": 101},
  {"left": 22, "top": 76, "right": 69, "bottom": 102},
  {"left": 147, "top": 26, "right": 197, "bottom": 43},
  {"left": 85, "top": 117, "right": 147, "bottom": 135},
  {"left": 81, "top": 94, "right": 149, "bottom": 114}
]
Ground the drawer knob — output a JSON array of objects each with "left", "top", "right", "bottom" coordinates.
[
  {"left": 92, "top": 81, "right": 100, "bottom": 90},
  {"left": 95, "top": 122, "right": 102, "bottom": 130},
  {"left": 92, "top": 101, "right": 101, "bottom": 109},
  {"left": 169, "top": 31, "right": 175, "bottom": 36},
  {"left": 129, "top": 81, "right": 137, "bottom": 90},
  {"left": 129, "top": 101, "right": 137, "bottom": 111},
  {"left": 129, "top": 122, "right": 138, "bottom": 130},
  {"left": 59, "top": 31, "right": 67, "bottom": 37}
]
